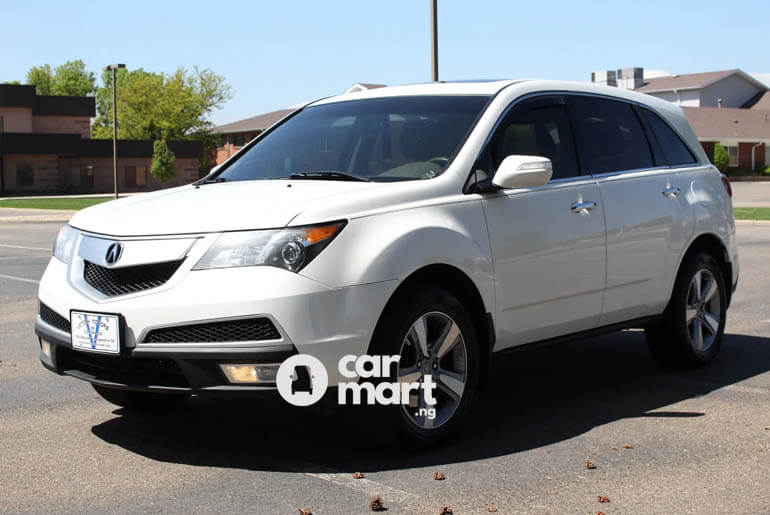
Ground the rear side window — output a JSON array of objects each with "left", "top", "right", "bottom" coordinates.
[
  {"left": 641, "top": 108, "right": 697, "bottom": 166},
  {"left": 569, "top": 96, "right": 653, "bottom": 174},
  {"left": 491, "top": 99, "right": 579, "bottom": 180}
]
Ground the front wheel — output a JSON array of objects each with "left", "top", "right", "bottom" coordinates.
[
  {"left": 369, "top": 288, "right": 479, "bottom": 446},
  {"left": 92, "top": 384, "right": 188, "bottom": 411},
  {"left": 645, "top": 251, "right": 727, "bottom": 367}
]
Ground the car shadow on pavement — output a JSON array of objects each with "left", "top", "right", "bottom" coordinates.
[{"left": 91, "top": 331, "right": 770, "bottom": 472}]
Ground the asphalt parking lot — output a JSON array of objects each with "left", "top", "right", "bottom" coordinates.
[{"left": 1, "top": 222, "right": 768, "bottom": 514}]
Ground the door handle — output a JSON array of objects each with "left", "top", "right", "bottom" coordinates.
[
  {"left": 662, "top": 186, "right": 681, "bottom": 198},
  {"left": 571, "top": 201, "right": 597, "bottom": 213}
]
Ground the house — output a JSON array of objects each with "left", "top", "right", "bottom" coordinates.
[
  {"left": 211, "top": 108, "right": 294, "bottom": 165},
  {"left": 0, "top": 84, "right": 203, "bottom": 196},
  {"left": 591, "top": 68, "right": 770, "bottom": 170},
  {"left": 211, "top": 83, "right": 385, "bottom": 165},
  {"left": 682, "top": 107, "right": 769, "bottom": 171}
]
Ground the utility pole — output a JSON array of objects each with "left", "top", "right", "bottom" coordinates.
[
  {"left": 430, "top": 0, "right": 438, "bottom": 81},
  {"left": 104, "top": 64, "right": 126, "bottom": 199}
]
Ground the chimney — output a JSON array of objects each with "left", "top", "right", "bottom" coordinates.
[
  {"left": 591, "top": 70, "right": 617, "bottom": 87},
  {"left": 617, "top": 67, "right": 644, "bottom": 90}
]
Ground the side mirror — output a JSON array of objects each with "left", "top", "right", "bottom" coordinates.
[{"left": 492, "top": 155, "right": 553, "bottom": 189}]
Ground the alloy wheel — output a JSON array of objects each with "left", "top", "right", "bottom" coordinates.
[
  {"left": 398, "top": 311, "right": 468, "bottom": 429},
  {"left": 686, "top": 268, "right": 721, "bottom": 352}
]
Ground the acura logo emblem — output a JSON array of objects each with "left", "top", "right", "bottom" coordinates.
[{"left": 105, "top": 242, "right": 123, "bottom": 265}]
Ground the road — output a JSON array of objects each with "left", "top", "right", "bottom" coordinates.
[
  {"left": 1, "top": 223, "right": 769, "bottom": 514},
  {"left": 731, "top": 182, "right": 770, "bottom": 208}
]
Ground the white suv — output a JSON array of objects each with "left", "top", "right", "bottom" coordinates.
[{"left": 36, "top": 80, "right": 738, "bottom": 444}]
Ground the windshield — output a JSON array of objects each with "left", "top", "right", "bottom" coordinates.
[{"left": 217, "top": 95, "right": 490, "bottom": 183}]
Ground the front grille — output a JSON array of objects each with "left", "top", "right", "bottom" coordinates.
[
  {"left": 39, "top": 302, "right": 71, "bottom": 333},
  {"left": 143, "top": 318, "right": 281, "bottom": 343},
  {"left": 83, "top": 259, "right": 183, "bottom": 296},
  {"left": 57, "top": 347, "right": 189, "bottom": 388}
]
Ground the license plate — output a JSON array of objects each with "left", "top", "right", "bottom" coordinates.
[{"left": 71, "top": 311, "right": 121, "bottom": 354}]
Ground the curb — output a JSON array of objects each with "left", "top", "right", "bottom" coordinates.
[
  {"left": 0, "top": 215, "right": 72, "bottom": 223},
  {"left": 735, "top": 219, "right": 770, "bottom": 226}
]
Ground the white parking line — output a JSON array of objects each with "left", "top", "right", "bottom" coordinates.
[
  {"left": 0, "top": 254, "right": 49, "bottom": 260},
  {"left": 0, "top": 273, "right": 40, "bottom": 284},
  {"left": 0, "top": 244, "right": 50, "bottom": 251},
  {"left": 286, "top": 460, "right": 418, "bottom": 505}
]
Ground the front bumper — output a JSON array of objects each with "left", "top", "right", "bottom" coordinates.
[
  {"left": 36, "top": 317, "right": 294, "bottom": 394},
  {"left": 37, "top": 256, "right": 398, "bottom": 393}
]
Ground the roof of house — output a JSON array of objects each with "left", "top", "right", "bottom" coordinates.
[
  {"left": 635, "top": 69, "right": 765, "bottom": 93},
  {"left": 0, "top": 83, "right": 95, "bottom": 117},
  {"left": 682, "top": 106, "right": 770, "bottom": 141},
  {"left": 744, "top": 90, "right": 770, "bottom": 110},
  {"left": 211, "top": 108, "right": 295, "bottom": 134}
]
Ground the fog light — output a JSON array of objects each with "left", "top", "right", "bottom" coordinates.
[
  {"left": 41, "top": 340, "right": 52, "bottom": 358},
  {"left": 220, "top": 364, "right": 279, "bottom": 384}
]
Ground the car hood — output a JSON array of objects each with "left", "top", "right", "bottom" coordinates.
[{"left": 69, "top": 180, "right": 375, "bottom": 236}]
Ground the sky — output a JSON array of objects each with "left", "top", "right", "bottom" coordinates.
[{"left": 1, "top": 0, "right": 768, "bottom": 126}]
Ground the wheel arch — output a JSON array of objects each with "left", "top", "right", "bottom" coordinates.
[
  {"left": 673, "top": 232, "right": 733, "bottom": 307},
  {"left": 367, "top": 263, "right": 495, "bottom": 386}
]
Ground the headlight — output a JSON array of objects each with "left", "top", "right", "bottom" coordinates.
[
  {"left": 53, "top": 225, "right": 78, "bottom": 263},
  {"left": 193, "top": 221, "right": 346, "bottom": 272}
]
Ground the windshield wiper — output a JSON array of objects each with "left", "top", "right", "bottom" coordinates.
[
  {"left": 196, "top": 176, "right": 228, "bottom": 186},
  {"left": 287, "top": 171, "right": 370, "bottom": 182}
]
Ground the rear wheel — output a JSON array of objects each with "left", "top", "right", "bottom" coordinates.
[
  {"left": 645, "top": 251, "right": 727, "bottom": 367},
  {"left": 369, "top": 288, "right": 479, "bottom": 446},
  {"left": 92, "top": 384, "right": 187, "bottom": 411}
]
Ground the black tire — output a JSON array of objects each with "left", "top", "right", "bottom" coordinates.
[
  {"left": 92, "top": 384, "right": 187, "bottom": 411},
  {"left": 369, "top": 287, "right": 480, "bottom": 447},
  {"left": 645, "top": 251, "right": 727, "bottom": 367}
]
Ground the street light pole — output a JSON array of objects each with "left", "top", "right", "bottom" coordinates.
[
  {"left": 104, "top": 64, "right": 125, "bottom": 199},
  {"left": 430, "top": 0, "right": 438, "bottom": 81}
]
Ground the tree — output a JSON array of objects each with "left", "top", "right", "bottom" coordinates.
[
  {"left": 26, "top": 64, "right": 54, "bottom": 94},
  {"left": 151, "top": 140, "right": 177, "bottom": 182},
  {"left": 52, "top": 60, "right": 95, "bottom": 96},
  {"left": 713, "top": 143, "right": 729, "bottom": 173},
  {"left": 25, "top": 60, "right": 95, "bottom": 96},
  {"left": 92, "top": 66, "right": 232, "bottom": 142}
]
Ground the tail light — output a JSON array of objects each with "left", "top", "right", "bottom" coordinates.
[{"left": 720, "top": 174, "right": 732, "bottom": 198}]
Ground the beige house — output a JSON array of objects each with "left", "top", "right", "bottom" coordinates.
[
  {"left": 0, "top": 84, "right": 203, "bottom": 195},
  {"left": 591, "top": 68, "right": 770, "bottom": 170}
]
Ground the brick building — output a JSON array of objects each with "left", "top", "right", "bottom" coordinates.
[{"left": 0, "top": 84, "right": 203, "bottom": 196}]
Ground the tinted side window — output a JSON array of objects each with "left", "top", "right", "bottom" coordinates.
[
  {"left": 569, "top": 96, "right": 653, "bottom": 174},
  {"left": 641, "top": 108, "right": 697, "bottom": 166},
  {"left": 492, "top": 100, "right": 579, "bottom": 180}
]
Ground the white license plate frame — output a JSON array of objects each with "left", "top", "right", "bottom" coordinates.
[{"left": 70, "top": 310, "right": 121, "bottom": 355}]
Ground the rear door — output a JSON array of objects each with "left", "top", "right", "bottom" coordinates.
[
  {"left": 480, "top": 95, "right": 606, "bottom": 349},
  {"left": 568, "top": 95, "right": 692, "bottom": 325}
]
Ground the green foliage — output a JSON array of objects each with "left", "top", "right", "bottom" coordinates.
[
  {"left": 92, "top": 67, "right": 232, "bottom": 142},
  {"left": 151, "top": 140, "right": 177, "bottom": 182},
  {"left": 764, "top": 166, "right": 770, "bottom": 176},
  {"left": 2, "top": 80, "right": 21, "bottom": 85},
  {"left": 713, "top": 143, "right": 729, "bottom": 173},
  {"left": 25, "top": 60, "right": 95, "bottom": 96},
  {"left": 26, "top": 64, "right": 54, "bottom": 94}
]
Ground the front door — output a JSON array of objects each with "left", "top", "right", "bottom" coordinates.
[{"left": 480, "top": 96, "right": 607, "bottom": 350}]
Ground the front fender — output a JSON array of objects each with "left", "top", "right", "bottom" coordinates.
[{"left": 300, "top": 200, "right": 495, "bottom": 314}]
